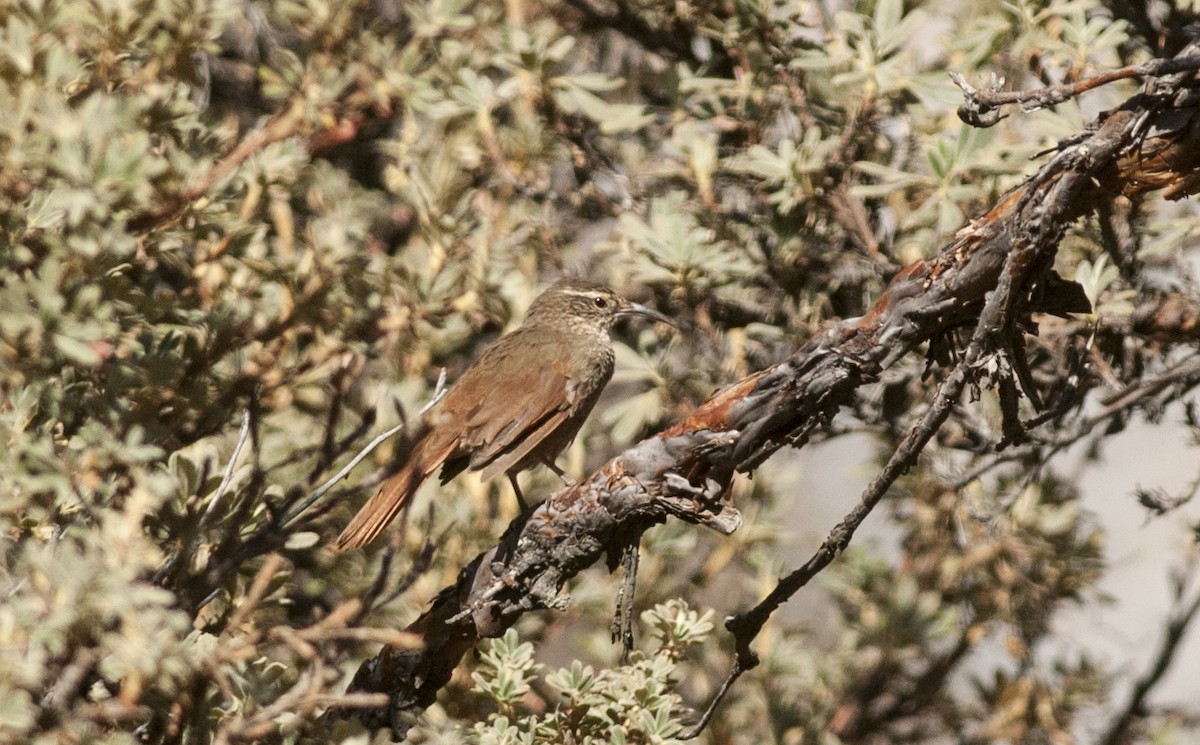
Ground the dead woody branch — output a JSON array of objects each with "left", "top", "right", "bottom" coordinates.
[{"left": 336, "top": 48, "right": 1200, "bottom": 738}]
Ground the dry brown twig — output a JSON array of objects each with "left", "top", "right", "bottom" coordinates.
[
  {"left": 1098, "top": 558, "right": 1200, "bottom": 745},
  {"left": 951, "top": 56, "right": 1200, "bottom": 127},
  {"left": 128, "top": 95, "right": 309, "bottom": 234}
]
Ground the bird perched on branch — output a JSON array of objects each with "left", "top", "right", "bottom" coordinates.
[{"left": 335, "top": 279, "right": 673, "bottom": 550}]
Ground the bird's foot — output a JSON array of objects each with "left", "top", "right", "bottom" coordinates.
[{"left": 543, "top": 459, "right": 577, "bottom": 487}]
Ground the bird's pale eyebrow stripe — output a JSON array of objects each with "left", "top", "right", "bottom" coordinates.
[{"left": 557, "top": 288, "right": 606, "bottom": 299}]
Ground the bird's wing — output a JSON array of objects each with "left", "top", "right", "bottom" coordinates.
[
  {"left": 438, "top": 330, "right": 578, "bottom": 477},
  {"left": 472, "top": 341, "right": 614, "bottom": 483},
  {"left": 475, "top": 403, "right": 572, "bottom": 482}
]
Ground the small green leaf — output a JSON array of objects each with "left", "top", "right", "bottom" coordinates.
[
  {"left": 53, "top": 333, "right": 101, "bottom": 365},
  {"left": 284, "top": 531, "right": 320, "bottom": 549}
]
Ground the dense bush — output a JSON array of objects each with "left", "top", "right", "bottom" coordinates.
[{"left": 2, "top": 0, "right": 1199, "bottom": 743}]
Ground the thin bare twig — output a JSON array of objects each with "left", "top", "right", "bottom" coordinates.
[
  {"left": 153, "top": 400, "right": 259, "bottom": 590},
  {"left": 1099, "top": 560, "right": 1200, "bottom": 745},
  {"left": 202, "top": 409, "right": 252, "bottom": 527},
  {"left": 282, "top": 369, "right": 448, "bottom": 527},
  {"left": 952, "top": 56, "right": 1200, "bottom": 128}
]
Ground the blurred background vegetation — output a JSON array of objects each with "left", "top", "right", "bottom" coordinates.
[{"left": 2, "top": 0, "right": 1200, "bottom": 742}]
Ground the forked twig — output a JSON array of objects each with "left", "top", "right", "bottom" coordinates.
[{"left": 952, "top": 56, "right": 1200, "bottom": 127}]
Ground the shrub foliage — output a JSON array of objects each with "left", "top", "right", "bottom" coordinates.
[{"left": 3, "top": 0, "right": 1200, "bottom": 743}]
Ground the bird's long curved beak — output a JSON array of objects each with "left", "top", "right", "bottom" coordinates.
[{"left": 618, "top": 302, "right": 675, "bottom": 327}]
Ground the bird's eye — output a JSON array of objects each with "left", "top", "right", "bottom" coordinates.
[{"left": 594, "top": 296, "right": 608, "bottom": 308}]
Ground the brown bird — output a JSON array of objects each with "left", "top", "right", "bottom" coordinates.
[{"left": 335, "top": 279, "right": 672, "bottom": 550}]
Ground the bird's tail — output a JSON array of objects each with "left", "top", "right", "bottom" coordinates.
[{"left": 335, "top": 459, "right": 426, "bottom": 551}]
